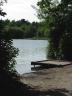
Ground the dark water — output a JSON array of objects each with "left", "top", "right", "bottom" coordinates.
[{"left": 13, "top": 39, "right": 48, "bottom": 74}]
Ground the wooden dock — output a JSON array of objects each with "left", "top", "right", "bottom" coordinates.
[{"left": 31, "top": 60, "right": 72, "bottom": 68}]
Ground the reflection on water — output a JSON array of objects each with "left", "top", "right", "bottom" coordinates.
[{"left": 13, "top": 39, "right": 48, "bottom": 74}]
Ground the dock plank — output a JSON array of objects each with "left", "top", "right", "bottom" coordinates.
[{"left": 31, "top": 60, "right": 72, "bottom": 68}]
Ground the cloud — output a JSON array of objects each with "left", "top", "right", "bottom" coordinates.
[{"left": 2, "top": 0, "right": 39, "bottom": 22}]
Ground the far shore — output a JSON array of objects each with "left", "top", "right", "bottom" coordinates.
[{"left": 12, "top": 37, "right": 48, "bottom": 40}]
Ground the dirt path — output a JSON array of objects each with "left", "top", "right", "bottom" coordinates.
[{"left": 20, "top": 65, "right": 72, "bottom": 95}]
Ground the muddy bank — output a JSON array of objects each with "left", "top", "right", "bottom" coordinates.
[{"left": 20, "top": 64, "right": 72, "bottom": 95}]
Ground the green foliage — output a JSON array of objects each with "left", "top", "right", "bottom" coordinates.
[
  {"left": 0, "top": 0, "right": 7, "bottom": 16},
  {"left": 2, "top": 19, "right": 47, "bottom": 39},
  {"left": 37, "top": 0, "right": 72, "bottom": 60},
  {"left": 0, "top": 1, "right": 18, "bottom": 74},
  {"left": 7, "top": 27, "right": 24, "bottom": 39},
  {"left": 0, "top": 39, "right": 19, "bottom": 73},
  {"left": 0, "top": 20, "right": 19, "bottom": 74}
]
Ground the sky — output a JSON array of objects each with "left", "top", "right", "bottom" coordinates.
[{"left": 1, "top": 0, "right": 39, "bottom": 22}]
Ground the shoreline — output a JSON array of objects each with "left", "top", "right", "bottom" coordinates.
[
  {"left": 20, "top": 64, "right": 72, "bottom": 95},
  {"left": 13, "top": 38, "right": 48, "bottom": 40}
]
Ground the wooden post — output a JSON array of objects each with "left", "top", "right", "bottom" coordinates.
[{"left": 34, "top": 65, "right": 35, "bottom": 68}]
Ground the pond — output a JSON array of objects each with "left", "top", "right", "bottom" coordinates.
[{"left": 13, "top": 39, "right": 48, "bottom": 74}]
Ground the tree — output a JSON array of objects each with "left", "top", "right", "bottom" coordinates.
[
  {"left": 0, "top": 0, "right": 7, "bottom": 16},
  {"left": 8, "top": 27, "right": 24, "bottom": 39},
  {"left": 0, "top": 0, "right": 18, "bottom": 74},
  {"left": 37, "top": 0, "right": 72, "bottom": 60}
]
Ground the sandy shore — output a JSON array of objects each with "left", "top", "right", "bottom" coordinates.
[{"left": 20, "top": 64, "right": 72, "bottom": 95}]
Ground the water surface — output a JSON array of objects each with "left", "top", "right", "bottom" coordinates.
[{"left": 13, "top": 39, "right": 48, "bottom": 74}]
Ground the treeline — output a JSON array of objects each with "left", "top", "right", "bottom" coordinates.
[
  {"left": 37, "top": 0, "right": 72, "bottom": 60},
  {"left": 1, "top": 19, "right": 48, "bottom": 39}
]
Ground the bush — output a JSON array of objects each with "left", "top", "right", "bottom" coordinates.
[{"left": 0, "top": 23, "right": 19, "bottom": 74}]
